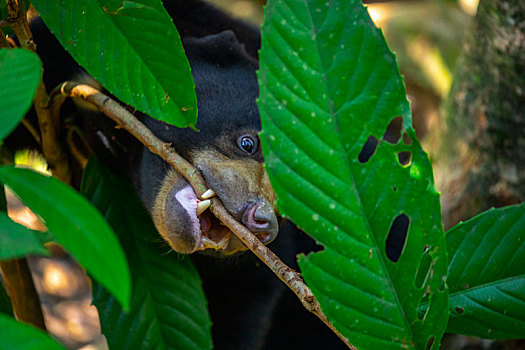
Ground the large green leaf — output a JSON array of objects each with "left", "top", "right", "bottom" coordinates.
[
  {"left": 443, "top": 203, "right": 525, "bottom": 339},
  {"left": 31, "top": 0, "right": 197, "bottom": 128},
  {"left": 0, "top": 166, "right": 130, "bottom": 310},
  {"left": 0, "top": 313, "right": 66, "bottom": 350},
  {"left": 0, "top": 49, "right": 42, "bottom": 140},
  {"left": 258, "top": 0, "right": 448, "bottom": 348},
  {"left": 0, "top": 212, "right": 48, "bottom": 259},
  {"left": 81, "top": 158, "right": 212, "bottom": 350}
]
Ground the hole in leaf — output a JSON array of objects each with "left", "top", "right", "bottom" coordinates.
[
  {"left": 385, "top": 214, "right": 410, "bottom": 262},
  {"left": 393, "top": 185, "right": 397, "bottom": 192},
  {"left": 383, "top": 116, "right": 403, "bottom": 144},
  {"left": 358, "top": 135, "right": 378, "bottom": 163},
  {"left": 403, "top": 132, "right": 412, "bottom": 145},
  {"left": 426, "top": 337, "right": 435, "bottom": 350},
  {"left": 414, "top": 248, "right": 433, "bottom": 289},
  {"left": 398, "top": 151, "right": 412, "bottom": 166},
  {"left": 417, "top": 290, "right": 431, "bottom": 321},
  {"left": 455, "top": 307, "right": 464, "bottom": 314},
  {"left": 438, "top": 279, "right": 446, "bottom": 292}
]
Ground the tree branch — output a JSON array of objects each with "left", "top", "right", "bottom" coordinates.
[
  {"left": 21, "top": 118, "right": 42, "bottom": 146},
  {"left": 0, "top": 259, "right": 46, "bottom": 330},
  {"left": 0, "top": 0, "right": 49, "bottom": 331},
  {"left": 6, "top": 0, "right": 71, "bottom": 183},
  {"left": 0, "top": 28, "right": 14, "bottom": 48},
  {"left": 55, "top": 81, "right": 355, "bottom": 349}
]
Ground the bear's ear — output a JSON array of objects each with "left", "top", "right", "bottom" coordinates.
[
  {"left": 163, "top": 0, "right": 261, "bottom": 59},
  {"left": 184, "top": 30, "right": 259, "bottom": 67}
]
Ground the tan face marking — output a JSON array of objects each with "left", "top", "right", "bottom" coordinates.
[
  {"left": 151, "top": 145, "right": 278, "bottom": 255},
  {"left": 190, "top": 148, "right": 278, "bottom": 254},
  {"left": 190, "top": 148, "right": 275, "bottom": 213}
]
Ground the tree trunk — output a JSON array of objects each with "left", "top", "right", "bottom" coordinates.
[{"left": 436, "top": 0, "right": 525, "bottom": 229}]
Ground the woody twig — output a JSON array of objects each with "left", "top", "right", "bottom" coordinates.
[
  {"left": 6, "top": 0, "right": 71, "bottom": 183},
  {"left": 53, "top": 81, "right": 355, "bottom": 350}
]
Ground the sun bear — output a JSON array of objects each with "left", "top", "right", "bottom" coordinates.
[{"left": 16, "top": 0, "right": 347, "bottom": 348}]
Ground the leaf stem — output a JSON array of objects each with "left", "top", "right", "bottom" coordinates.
[{"left": 56, "top": 82, "right": 355, "bottom": 349}]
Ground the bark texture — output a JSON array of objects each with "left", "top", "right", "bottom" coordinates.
[{"left": 437, "top": 0, "right": 525, "bottom": 229}]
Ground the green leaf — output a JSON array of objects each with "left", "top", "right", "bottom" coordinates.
[
  {"left": 258, "top": 0, "right": 448, "bottom": 349},
  {"left": 443, "top": 203, "right": 525, "bottom": 339},
  {"left": 1, "top": 180, "right": 6, "bottom": 211},
  {"left": 0, "top": 1, "right": 7, "bottom": 21},
  {"left": 0, "top": 183, "right": 12, "bottom": 316},
  {"left": 0, "top": 166, "right": 131, "bottom": 310},
  {"left": 0, "top": 282, "right": 13, "bottom": 316},
  {"left": 31, "top": 0, "right": 197, "bottom": 128},
  {"left": 0, "top": 212, "right": 48, "bottom": 259},
  {"left": 81, "top": 158, "right": 212, "bottom": 350},
  {"left": 0, "top": 313, "right": 66, "bottom": 350},
  {"left": 0, "top": 266, "right": 13, "bottom": 317},
  {"left": 0, "top": 49, "right": 42, "bottom": 140}
]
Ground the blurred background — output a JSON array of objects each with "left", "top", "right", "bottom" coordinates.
[
  {"left": 212, "top": 0, "right": 477, "bottom": 144},
  {"left": 5, "top": 0, "right": 525, "bottom": 349}
]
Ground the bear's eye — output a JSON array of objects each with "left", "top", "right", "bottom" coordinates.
[{"left": 237, "top": 135, "right": 257, "bottom": 154}]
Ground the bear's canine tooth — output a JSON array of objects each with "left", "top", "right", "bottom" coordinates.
[
  {"left": 201, "top": 236, "right": 219, "bottom": 249},
  {"left": 201, "top": 189, "right": 216, "bottom": 199},
  {"left": 217, "top": 235, "right": 230, "bottom": 249},
  {"left": 196, "top": 199, "right": 211, "bottom": 216}
]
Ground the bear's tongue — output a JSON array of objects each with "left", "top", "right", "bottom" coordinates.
[{"left": 199, "top": 211, "right": 212, "bottom": 233}]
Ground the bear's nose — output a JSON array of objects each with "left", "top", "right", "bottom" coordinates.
[{"left": 241, "top": 201, "right": 278, "bottom": 244}]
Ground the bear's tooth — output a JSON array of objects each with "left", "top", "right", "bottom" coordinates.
[
  {"left": 217, "top": 234, "right": 230, "bottom": 249},
  {"left": 201, "top": 236, "right": 218, "bottom": 249},
  {"left": 201, "top": 189, "right": 216, "bottom": 199},
  {"left": 196, "top": 199, "right": 211, "bottom": 216}
]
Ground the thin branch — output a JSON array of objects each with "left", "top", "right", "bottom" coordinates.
[
  {"left": 7, "top": 0, "right": 71, "bottom": 183},
  {"left": 21, "top": 118, "right": 41, "bottom": 146},
  {"left": 56, "top": 82, "right": 355, "bottom": 349},
  {"left": 66, "top": 125, "right": 91, "bottom": 168},
  {"left": 0, "top": 0, "right": 48, "bottom": 331},
  {"left": 6, "top": 0, "right": 35, "bottom": 51}
]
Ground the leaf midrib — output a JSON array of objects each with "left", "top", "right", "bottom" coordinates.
[
  {"left": 49, "top": 0, "right": 192, "bottom": 124},
  {"left": 419, "top": 274, "right": 525, "bottom": 312},
  {"left": 449, "top": 274, "right": 525, "bottom": 300},
  {"left": 301, "top": 1, "right": 413, "bottom": 342}
]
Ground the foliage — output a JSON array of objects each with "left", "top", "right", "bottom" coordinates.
[
  {"left": 82, "top": 158, "right": 212, "bottom": 350},
  {"left": 0, "top": 212, "right": 48, "bottom": 259},
  {"left": 0, "top": 0, "right": 523, "bottom": 349},
  {"left": 0, "top": 1, "right": 6, "bottom": 19},
  {"left": 0, "top": 166, "right": 131, "bottom": 310},
  {"left": 443, "top": 203, "right": 525, "bottom": 338},
  {"left": 0, "top": 49, "right": 42, "bottom": 140},
  {"left": 258, "top": 0, "right": 448, "bottom": 348},
  {"left": 31, "top": 0, "right": 198, "bottom": 128},
  {"left": 0, "top": 313, "right": 66, "bottom": 350}
]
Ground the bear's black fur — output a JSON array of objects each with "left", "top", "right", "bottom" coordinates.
[{"left": 16, "top": 0, "right": 348, "bottom": 348}]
